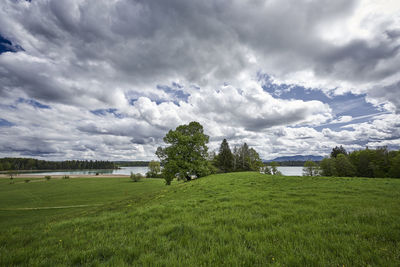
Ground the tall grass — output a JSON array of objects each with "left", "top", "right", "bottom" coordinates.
[{"left": 0, "top": 173, "right": 399, "bottom": 266}]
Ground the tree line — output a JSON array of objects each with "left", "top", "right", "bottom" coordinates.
[
  {"left": 114, "top": 161, "right": 150, "bottom": 167},
  {"left": 304, "top": 146, "right": 400, "bottom": 178},
  {"left": 211, "top": 139, "right": 263, "bottom": 173},
  {"left": 0, "top": 158, "right": 116, "bottom": 171}
]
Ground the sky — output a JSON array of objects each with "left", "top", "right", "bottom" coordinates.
[{"left": 0, "top": 0, "right": 400, "bottom": 161}]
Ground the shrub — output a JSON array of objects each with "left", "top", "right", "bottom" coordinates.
[
  {"left": 62, "top": 175, "right": 70, "bottom": 179},
  {"left": 263, "top": 166, "right": 272, "bottom": 175},
  {"left": 270, "top": 162, "right": 280, "bottom": 175},
  {"left": 130, "top": 172, "right": 142, "bottom": 182},
  {"left": 45, "top": 176, "right": 51, "bottom": 180},
  {"left": 8, "top": 171, "right": 15, "bottom": 180},
  {"left": 95, "top": 172, "right": 99, "bottom": 176},
  {"left": 303, "top": 161, "right": 320, "bottom": 176}
]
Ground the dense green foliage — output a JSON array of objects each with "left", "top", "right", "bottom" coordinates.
[
  {"left": 233, "top": 143, "right": 263, "bottom": 171},
  {"left": 212, "top": 140, "right": 263, "bottom": 173},
  {"left": 146, "top": 160, "right": 162, "bottom": 178},
  {"left": 0, "top": 158, "right": 116, "bottom": 171},
  {"left": 216, "top": 139, "right": 234, "bottom": 172},
  {"left": 330, "top": 145, "right": 348, "bottom": 158},
  {"left": 321, "top": 146, "right": 400, "bottom": 178},
  {"left": 1, "top": 173, "right": 399, "bottom": 266},
  {"left": 156, "top": 121, "right": 211, "bottom": 184}
]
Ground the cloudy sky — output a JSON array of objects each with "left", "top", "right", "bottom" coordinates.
[{"left": 1, "top": 0, "right": 400, "bottom": 161}]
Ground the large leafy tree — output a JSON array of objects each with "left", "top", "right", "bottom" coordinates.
[
  {"left": 156, "top": 121, "right": 211, "bottom": 185},
  {"left": 217, "top": 139, "right": 234, "bottom": 172}
]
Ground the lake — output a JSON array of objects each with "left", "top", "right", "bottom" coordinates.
[
  {"left": 23, "top": 166, "right": 150, "bottom": 176},
  {"left": 21, "top": 166, "right": 304, "bottom": 176}
]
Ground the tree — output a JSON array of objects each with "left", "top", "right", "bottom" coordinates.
[
  {"left": 335, "top": 154, "right": 356, "bottom": 177},
  {"left": 156, "top": 121, "right": 210, "bottom": 185},
  {"left": 303, "top": 161, "right": 319, "bottom": 176},
  {"left": 388, "top": 153, "right": 400, "bottom": 178},
  {"left": 233, "top": 143, "right": 262, "bottom": 171},
  {"left": 146, "top": 160, "right": 161, "bottom": 178},
  {"left": 248, "top": 148, "right": 263, "bottom": 171},
  {"left": 217, "top": 139, "right": 234, "bottom": 172},
  {"left": 330, "top": 145, "right": 347, "bottom": 158},
  {"left": 237, "top": 143, "right": 250, "bottom": 171},
  {"left": 232, "top": 146, "right": 238, "bottom": 171},
  {"left": 319, "top": 158, "right": 337, "bottom": 176}
]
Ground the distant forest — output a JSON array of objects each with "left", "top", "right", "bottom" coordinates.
[
  {"left": 0, "top": 158, "right": 116, "bottom": 171},
  {"left": 114, "top": 161, "right": 150, "bottom": 167},
  {"left": 272, "top": 161, "right": 313, "bottom": 166}
]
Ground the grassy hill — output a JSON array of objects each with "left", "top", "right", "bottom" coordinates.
[{"left": 1, "top": 173, "right": 400, "bottom": 266}]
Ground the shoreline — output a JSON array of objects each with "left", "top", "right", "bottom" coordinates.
[{"left": 0, "top": 174, "right": 130, "bottom": 179}]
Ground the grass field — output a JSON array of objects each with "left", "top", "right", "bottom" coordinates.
[{"left": 1, "top": 173, "right": 399, "bottom": 266}]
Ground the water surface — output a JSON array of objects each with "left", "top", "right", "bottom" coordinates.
[{"left": 22, "top": 166, "right": 304, "bottom": 176}]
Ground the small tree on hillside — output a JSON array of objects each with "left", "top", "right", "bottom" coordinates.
[{"left": 217, "top": 139, "right": 234, "bottom": 172}]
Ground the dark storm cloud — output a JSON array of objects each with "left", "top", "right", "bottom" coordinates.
[
  {"left": 0, "top": 0, "right": 399, "bottom": 160},
  {"left": 315, "top": 39, "right": 400, "bottom": 82},
  {"left": 2, "top": 0, "right": 399, "bottom": 104}
]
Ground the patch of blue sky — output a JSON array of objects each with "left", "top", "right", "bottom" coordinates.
[
  {"left": 0, "top": 34, "right": 24, "bottom": 54},
  {"left": 90, "top": 108, "right": 124, "bottom": 118},
  {"left": 157, "top": 84, "right": 189, "bottom": 102},
  {"left": 18, "top": 98, "right": 51, "bottom": 109},
  {"left": 260, "top": 74, "right": 385, "bottom": 131},
  {"left": 0, "top": 118, "right": 14, "bottom": 127}
]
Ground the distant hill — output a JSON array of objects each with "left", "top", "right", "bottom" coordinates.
[{"left": 267, "top": 155, "right": 324, "bottom": 162}]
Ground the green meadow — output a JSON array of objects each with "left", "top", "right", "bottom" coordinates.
[{"left": 1, "top": 173, "right": 400, "bottom": 266}]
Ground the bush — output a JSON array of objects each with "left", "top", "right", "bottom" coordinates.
[
  {"left": 303, "top": 161, "right": 320, "bottom": 176},
  {"left": 95, "top": 172, "right": 99, "bottom": 176},
  {"left": 45, "top": 176, "right": 51, "bottom": 180},
  {"left": 262, "top": 166, "right": 272, "bottom": 175},
  {"left": 62, "top": 175, "right": 70, "bottom": 179},
  {"left": 130, "top": 172, "right": 142, "bottom": 182},
  {"left": 24, "top": 179, "right": 30, "bottom": 183}
]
